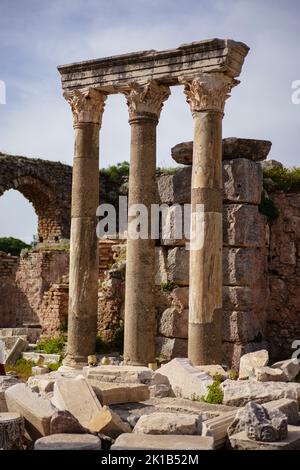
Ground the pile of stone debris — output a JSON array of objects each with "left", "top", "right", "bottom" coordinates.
[{"left": 1, "top": 350, "right": 300, "bottom": 450}]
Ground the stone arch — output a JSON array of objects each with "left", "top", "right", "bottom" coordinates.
[{"left": 0, "top": 153, "right": 72, "bottom": 243}]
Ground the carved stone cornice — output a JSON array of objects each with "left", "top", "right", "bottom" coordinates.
[
  {"left": 124, "top": 80, "right": 170, "bottom": 121},
  {"left": 180, "top": 73, "right": 239, "bottom": 114},
  {"left": 63, "top": 88, "right": 107, "bottom": 126}
]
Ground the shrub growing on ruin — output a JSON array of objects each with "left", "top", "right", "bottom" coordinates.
[
  {"left": 5, "top": 358, "right": 35, "bottom": 381},
  {"left": 160, "top": 280, "right": 177, "bottom": 293},
  {"left": 201, "top": 373, "right": 224, "bottom": 404},
  {"left": 263, "top": 166, "right": 300, "bottom": 192},
  {"left": 259, "top": 193, "right": 279, "bottom": 222},
  {"left": 36, "top": 335, "right": 66, "bottom": 355}
]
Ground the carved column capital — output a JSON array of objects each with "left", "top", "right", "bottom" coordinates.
[
  {"left": 180, "top": 73, "right": 239, "bottom": 114},
  {"left": 64, "top": 88, "right": 107, "bottom": 126},
  {"left": 124, "top": 80, "right": 170, "bottom": 121}
]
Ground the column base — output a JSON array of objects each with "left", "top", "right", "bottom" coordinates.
[
  {"left": 62, "top": 354, "right": 88, "bottom": 369},
  {"left": 188, "top": 317, "right": 222, "bottom": 366},
  {"left": 123, "top": 359, "right": 148, "bottom": 367}
]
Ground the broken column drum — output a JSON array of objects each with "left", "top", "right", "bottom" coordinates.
[{"left": 58, "top": 39, "right": 249, "bottom": 366}]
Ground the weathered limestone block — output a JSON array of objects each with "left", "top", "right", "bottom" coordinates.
[
  {"left": 221, "top": 379, "right": 300, "bottom": 407},
  {"left": 50, "top": 410, "right": 87, "bottom": 434},
  {"left": 32, "top": 366, "right": 50, "bottom": 376},
  {"left": 84, "top": 365, "right": 153, "bottom": 384},
  {"left": 229, "top": 426, "right": 300, "bottom": 450},
  {"left": 272, "top": 359, "right": 300, "bottom": 382},
  {"left": 111, "top": 433, "right": 214, "bottom": 450},
  {"left": 159, "top": 307, "right": 188, "bottom": 339},
  {"left": 133, "top": 411, "right": 202, "bottom": 435},
  {"left": 0, "top": 376, "right": 20, "bottom": 412},
  {"left": 5, "top": 337, "right": 28, "bottom": 365},
  {"left": 171, "top": 139, "right": 271, "bottom": 165},
  {"left": 157, "top": 167, "right": 191, "bottom": 205},
  {"left": 112, "top": 397, "right": 237, "bottom": 427},
  {"left": 196, "top": 365, "right": 228, "bottom": 380},
  {"left": 0, "top": 412, "right": 24, "bottom": 450},
  {"left": 155, "top": 337, "right": 187, "bottom": 360},
  {"left": 223, "top": 342, "right": 269, "bottom": 372},
  {"left": 228, "top": 401, "right": 288, "bottom": 442},
  {"left": 264, "top": 399, "right": 300, "bottom": 425},
  {"left": 223, "top": 158, "right": 263, "bottom": 204},
  {"left": 22, "top": 352, "right": 61, "bottom": 364},
  {"left": 160, "top": 206, "right": 187, "bottom": 246},
  {"left": 171, "top": 141, "right": 193, "bottom": 165},
  {"left": 222, "top": 310, "right": 264, "bottom": 343},
  {"left": 5, "top": 383, "right": 55, "bottom": 439},
  {"left": 223, "top": 138, "right": 272, "bottom": 162},
  {"left": 155, "top": 247, "right": 168, "bottom": 285},
  {"left": 34, "top": 434, "right": 101, "bottom": 450},
  {"left": 223, "top": 247, "right": 267, "bottom": 287},
  {"left": 52, "top": 377, "right": 102, "bottom": 430},
  {"left": 89, "top": 405, "right": 131, "bottom": 438},
  {"left": 260, "top": 159, "right": 283, "bottom": 169},
  {"left": 170, "top": 287, "right": 189, "bottom": 309},
  {"left": 166, "top": 247, "right": 189, "bottom": 286},
  {"left": 255, "top": 366, "right": 288, "bottom": 382},
  {"left": 223, "top": 286, "right": 263, "bottom": 310},
  {"left": 223, "top": 204, "right": 266, "bottom": 248},
  {"left": 239, "top": 350, "right": 269, "bottom": 379},
  {"left": 201, "top": 410, "right": 237, "bottom": 449},
  {"left": 154, "top": 358, "right": 212, "bottom": 400},
  {"left": 149, "top": 384, "right": 171, "bottom": 398},
  {"left": 87, "top": 381, "right": 150, "bottom": 405}
]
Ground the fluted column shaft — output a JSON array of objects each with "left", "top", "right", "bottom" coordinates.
[{"left": 63, "top": 88, "right": 107, "bottom": 366}]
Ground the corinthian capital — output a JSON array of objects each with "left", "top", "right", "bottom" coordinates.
[
  {"left": 180, "top": 73, "right": 239, "bottom": 114},
  {"left": 64, "top": 88, "right": 107, "bottom": 126},
  {"left": 124, "top": 80, "right": 170, "bottom": 120}
]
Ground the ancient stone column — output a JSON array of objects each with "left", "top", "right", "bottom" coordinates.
[
  {"left": 181, "top": 73, "right": 237, "bottom": 365},
  {"left": 63, "top": 88, "right": 107, "bottom": 367},
  {"left": 123, "top": 81, "right": 170, "bottom": 365}
]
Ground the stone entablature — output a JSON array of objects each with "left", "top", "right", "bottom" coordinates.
[{"left": 58, "top": 39, "right": 248, "bottom": 92}]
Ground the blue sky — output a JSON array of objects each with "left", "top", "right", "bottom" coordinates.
[{"left": 0, "top": 0, "right": 299, "bottom": 242}]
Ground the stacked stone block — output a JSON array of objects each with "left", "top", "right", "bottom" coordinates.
[{"left": 155, "top": 142, "right": 269, "bottom": 367}]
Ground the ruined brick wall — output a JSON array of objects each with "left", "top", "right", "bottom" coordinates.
[
  {"left": 0, "top": 153, "right": 72, "bottom": 243},
  {"left": 39, "top": 281, "right": 69, "bottom": 336},
  {"left": 15, "top": 250, "right": 69, "bottom": 326},
  {"left": 0, "top": 251, "right": 20, "bottom": 327},
  {"left": 266, "top": 191, "right": 300, "bottom": 361}
]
